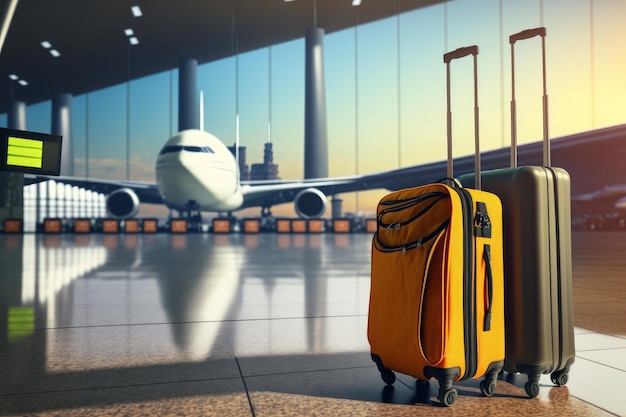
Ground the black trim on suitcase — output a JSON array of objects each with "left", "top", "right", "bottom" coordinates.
[
  {"left": 453, "top": 187, "right": 478, "bottom": 380},
  {"left": 373, "top": 218, "right": 450, "bottom": 254},
  {"left": 377, "top": 192, "right": 447, "bottom": 232}
]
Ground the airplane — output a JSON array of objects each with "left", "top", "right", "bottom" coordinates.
[
  {"left": 22, "top": 123, "right": 626, "bottom": 223},
  {"left": 22, "top": 127, "right": 429, "bottom": 222}
]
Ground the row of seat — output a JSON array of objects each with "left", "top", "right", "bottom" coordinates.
[{"left": 2, "top": 217, "right": 379, "bottom": 234}]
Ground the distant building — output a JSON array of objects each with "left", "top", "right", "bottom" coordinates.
[
  {"left": 250, "top": 143, "right": 281, "bottom": 181},
  {"left": 227, "top": 145, "right": 250, "bottom": 181}
]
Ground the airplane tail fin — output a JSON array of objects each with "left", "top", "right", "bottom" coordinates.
[
  {"left": 199, "top": 90, "right": 204, "bottom": 132},
  {"left": 235, "top": 113, "right": 240, "bottom": 182}
]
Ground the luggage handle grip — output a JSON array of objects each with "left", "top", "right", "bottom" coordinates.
[
  {"left": 510, "top": 27, "right": 550, "bottom": 168},
  {"left": 509, "top": 27, "right": 546, "bottom": 44},
  {"left": 443, "top": 45, "right": 478, "bottom": 63},
  {"left": 444, "top": 45, "right": 481, "bottom": 189}
]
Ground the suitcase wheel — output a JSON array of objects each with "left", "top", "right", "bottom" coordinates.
[
  {"left": 439, "top": 387, "right": 458, "bottom": 407},
  {"left": 371, "top": 353, "right": 396, "bottom": 386},
  {"left": 524, "top": 381, "right": 540, "bottom": 398},
  {"left": 479, "top": 379, "right": 496, "bottom": 397},
  {"left": 381, "top": 369, "right": 396, "bottom": 385},
  {"left": 414, "top": 379, "right": 431, "bottom": 404},
  {"left": 550, "top": 370, "right": 569, "bottom": 387}
]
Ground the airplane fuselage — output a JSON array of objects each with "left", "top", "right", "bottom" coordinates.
[{"left": 155, "top": 130, "right": 243, "bottom": 212}]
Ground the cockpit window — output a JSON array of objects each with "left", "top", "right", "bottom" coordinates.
[
  {"left": 159, "top": 145, "right": 183, "bottom": 155},
  {"left": 159, "top": 145, "right": 215, "bottom": 155}
]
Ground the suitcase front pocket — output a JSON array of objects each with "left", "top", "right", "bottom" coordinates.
[
  {"left": 375, "top": 191, "right": 451, "bottom": 252},
  {"left": 418, "top": 227, "right": 450, "bottom": 365}
]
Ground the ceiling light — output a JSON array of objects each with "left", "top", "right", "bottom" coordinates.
[
  {"left": 124, "top": 28, "right": 134, "bottom": 37},
  {"left": 41, "top": 41, "right": 51, "bottom": 49},
  {"left": 18, "top": 80, "right": 28, "bottom": 86},
  {"left": 49, "top": 49, "right": 60, "bottom": 57},
  {"left": 352, "top": 0, "right": 362, "bottom": 5},
  {"left": 8, "top": 74, "right": 18, "bottom": 80},
  {"left": 129, "top": 36, "right": 139, "bottom": 45},
  {"left": 131, "top": 5, "right": 142, "bottom": 17}
]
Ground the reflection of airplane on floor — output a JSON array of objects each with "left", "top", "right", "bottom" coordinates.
[{"left": 23, "top": 123, "right": 626, "bottom": 221}]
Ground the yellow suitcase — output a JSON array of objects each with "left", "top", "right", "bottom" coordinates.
[
  {"left": 368, "top": 46, "right": 504, "bottom": 407},
  {"left": 368, "top": 182, "right": 505, "bottom": 406}
]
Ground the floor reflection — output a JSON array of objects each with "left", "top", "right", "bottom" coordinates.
[
  {"left": 1, "top": 231, "right": 623, "bottom": 416},
  {"left": 0, "top": 233, "right": 371, "bottom": 373}
]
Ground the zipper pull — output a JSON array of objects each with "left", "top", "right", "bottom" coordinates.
[
  {"left": 416, "top": 238, "right": 423, "bottom": 249},
  {"left": 402, "top": 246, "right": 407, "bottom": 255},
  {"left": 474, "top": 202, "right": 492, "bottom": 238},
  {"left": 386, "top": 223, "right": 395, "bottom": 234}
]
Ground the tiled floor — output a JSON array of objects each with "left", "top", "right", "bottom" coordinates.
[{"left": 0, "top": 231, "right": 624, "bottom": 416}]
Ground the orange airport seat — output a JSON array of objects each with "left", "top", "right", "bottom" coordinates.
[{"left": 3, "top": 218, "right": 23, "bottom": 233}]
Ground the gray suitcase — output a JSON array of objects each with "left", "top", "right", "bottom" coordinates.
[{"left": 459, "top": 27, "right": 575, "bottom": 398}]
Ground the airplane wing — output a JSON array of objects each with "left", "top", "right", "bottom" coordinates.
[
  {"left": 23, "top": 122, "right": 626, "bottom": 214},
  {"left": 23, "top": 159, "right": 449, "bottom": 213},
  {"left": 21, "top": 143, "right": 512, "bottom": 213},
  {"left": 237, "top": 162, "right": 447, "bottom": 209},
  {"left": 23, "top": 174, "right": 165, "bottom": 205},
  {"left": 571, "top": 184, "right": 626, "bottom": 212}
]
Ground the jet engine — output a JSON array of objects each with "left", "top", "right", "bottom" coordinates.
[
  {"left": 106, "top": 188, "right": 140, "bottom": 219},
  {"left": 294, "top": 188, "right": 328, "bottom": 219}
]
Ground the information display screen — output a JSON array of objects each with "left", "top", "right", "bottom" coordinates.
[{"left": 0, "top": 127, "right": 62, "bottom": 176}]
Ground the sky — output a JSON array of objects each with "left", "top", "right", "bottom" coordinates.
[{"left": 2, "top": 0, "right": 626, "bottom": 219}]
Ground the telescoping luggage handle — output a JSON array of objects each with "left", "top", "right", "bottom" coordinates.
[
  {"left": 510, "top": 27, "right": 549, "bottom": 168},
  {"left": 444, "top": 45, "right": 481, "bottom": 190}
]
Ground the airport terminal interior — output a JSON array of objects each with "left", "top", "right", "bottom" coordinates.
[
  {"left": 1, "top": 230, "right": 625, "bottom": 416},
  {"left": 2, "top": 0, "right": 626, "bottom": 416}
]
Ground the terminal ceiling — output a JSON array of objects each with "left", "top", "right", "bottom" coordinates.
[{"left": 0, "top": 0, "right": 444, "bottom": 114}]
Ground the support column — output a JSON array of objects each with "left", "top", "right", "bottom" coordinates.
[
  {"left": 0, "top": 100, "right": 26, "bottom": 226},
  {"left": 178, "top": 58, "right": 199, "bottom": 132},
  {"left": 52, "top": 93, "right": 73, "bottom": 176},
  {"left": 304, "top": 28, "right": 328, "bottom": 179}
]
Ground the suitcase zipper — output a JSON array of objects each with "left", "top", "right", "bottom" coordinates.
[
  {"left": 452, "top": 187, "right": 478, "bottom": 380},
  {"left": 546, "top": 167, "right": 565, "bottom": 372},
  {"left": 373, "top": 218, "right": 450, "bottom": 254},
  {"left": 378, "top": 192, "right": 447, "bottom": 233}
]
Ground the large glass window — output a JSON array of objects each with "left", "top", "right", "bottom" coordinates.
[
  {"left": 200, "top": 57, "right": 237, "bottom": 148},
  {"left": 86, "top": 85, "right": 127, "bottom": 180},
  {"left": 129, "top": 72, "right": 172, "bottom": 182},
  {"left": 5, "top": 1, "right": 626, "bottom": 220},
  {"left": 589, "top": 0, "right": 626, "bottom": 129},
  {"left": 268, "top": 39, "right": 305, "bottom": 182},
  {"left": 238, "top": 48, "right": 271, "bottom": 165},
  {"left": 26, "top": 101, "right": 51, "bottom": 134},
  {"left": 72, "top": 95, "right": 87, "bottom": 178}
]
